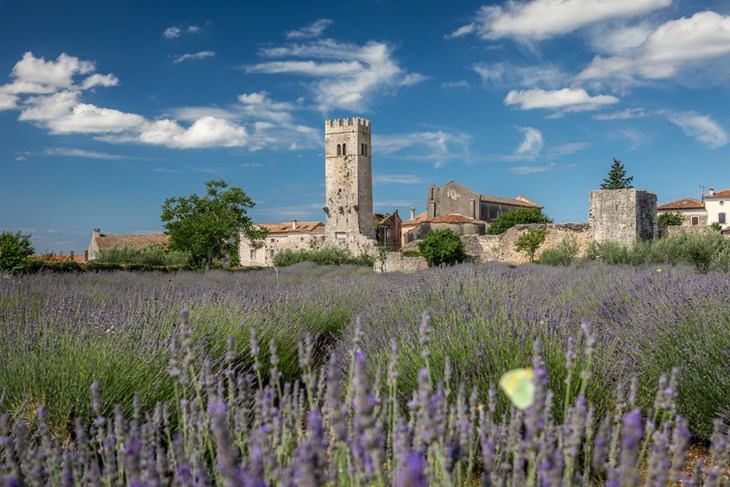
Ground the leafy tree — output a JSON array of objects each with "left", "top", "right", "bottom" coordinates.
[
  {"left": 486, "top": 208, "right": 552, "bottom": 235},
  {"left": 0, "top": 230, "right": 34, "bottom": 270},
  {"left": 161, "top": 180, "right": 266, "bottom": 269},
  {"left": 514, "top": 228, "right": 546, "bottom": 262},
  {"left": 601, "top": 158, "right": 634, "bottom": 189},
  {"left": 658, "top": 212, "right": 684, "bottom": 227},
  {"left": 709, "top": 222, "right": 723, "bottom": 232},
  {"left": 418, "top": 229, "right": 465, "bottom": 267}
]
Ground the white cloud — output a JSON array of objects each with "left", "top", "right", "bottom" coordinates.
[
  {"left": 237, "top": 91, "right": 296, "bottom": 123},
  {"left": 504, "top": 88, "right": 619, "bottom": 111},
  {"left": 11, "top": 52, "right": 94, "bottom": 89},
  {"left": 286, "top": 19, "right": 333, "bottom": 39},
  {"left": 139, "top": 117, "right": 248, "bottom": 148},
  {"left": 593, "top": 107, "right": 650, "bottom": 120},
  {"left": 373, "top": 174, "right": 425, "bottom": 185},
  {"left": 45, "top": 147, "right": 128, "bottom": 160},
  {"left": 450, "top": 0, "right": 671, "bottom": 40},
  {"left": 80, "top": 73, "right": 120, "bottom": 89},
  {"left": 473, "top": 62, "right": 569, "bottom": 89},
  {"left": 508, "top": 163, "right": 556, "bottom": 175},
  {"left": 0, "top": 91, "right": 17, "bottom": 110},
  {"left": 664, "top": 111, "right": 727, "bottom": 148},
  {"left": 374, "top": 130, "right": 471, "bottom": 167},
  {"left": 546, "top": 142, "right": 590, "bottom": 157},
  {"left": 588, "top": 22, "right": 654, "bottom": 55},
  {"left": 515, "top": 127, "right": 543, "bottom": 156},
  {"left": 172, "top": 51, "right": 216, "bottom": 64},
  {"left": 164, "top": 26, "right": 182, "bottom": 38},
  {"left": 579, "top": 12, "right": 730, "bottom": 82},
  {"left": 440, "top": 80, "right": 470, "bottom": 91},
  {"left": 247, "top": 39, "right": 424, "bottom": 112}
]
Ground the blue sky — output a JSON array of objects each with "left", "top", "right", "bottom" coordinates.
[{"left": 1, "top": 0, "right": 729, "bottom": 253}]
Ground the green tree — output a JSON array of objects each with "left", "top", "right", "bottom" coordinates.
[
  {"left": 514, "top": 228, "right": 546, "bottom": 262},
  {"left": 418, "top": 229, "right": 465, "bottom": 267},
  {"left": 658, "top": 212, "right": 684, "bottom": 227},
  {"left": 486, "top": 208, "right": 552, "bottom": 235},
  {"left": 709, "top": 222, "right": 723, "bottom": 232},
  {"left": 0, "top": 230, "right": 34, "bottom": 270},
  {"left": 161, "top": 180, "right": 266, "bottom": 269},
  {"left": 601, "top": 158, "right": 634, "bottom": 189}
]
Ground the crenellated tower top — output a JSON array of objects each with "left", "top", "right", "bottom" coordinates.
[{"left": 325, "top": 117, "right": 371, "bottom": 133}]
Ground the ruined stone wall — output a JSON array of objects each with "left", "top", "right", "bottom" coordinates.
[
  {"left": 238, "top": 233, "right": 327, "bottom": 267},
  {"left": 589, "top": 189, "right": 657, "bottom": 246},
  {"left": 374, "top": 252, "right": 429, "bottom": 273},
  {"left": 497, "top": 223, "right": 592, "bottom": 264},
  {"left": 427, "top": 182, "right": 480, "bottom": 219}
]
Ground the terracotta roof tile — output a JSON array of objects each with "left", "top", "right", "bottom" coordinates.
[
  {"left": 95, "top": 233, "right": 169, "bottom": 250},
  {"left": 258, "top": 221, "right": 325, "bottom": 234},
  {"left": 480, "top": 193, "right": 542, "bottom": 208},
  {"left": 657, "top": 198, "right": 705, "bottom": 210},
  {"left": 423, "top": 214, "right": 485, "bottom": 224},
  {"left": 706, "top": 189, "right": 730, "bottom": 198},
  {"left": 402, "top": 211, "right": 428, "bottom": 227}
]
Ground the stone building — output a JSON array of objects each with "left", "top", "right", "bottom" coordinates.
[
  {"left": 589, "top": 189, "right": 657, "bottom": 246},
  {"left": 402, "top": 214, "right": 486, "bottom": 245},
  {"left": 426, "top": 181, "right": 542, "bottom": 223},
  {"left": 239, "top": 117, "right": 378, "bottom": 266},
  {"left": 374, "top": 210, "right": 402, "bottom": 249},
  {"left": 703, "top": 187, "right": 730, "bottom": 231},
  {"left": 87, "top": 228, "right": 169, "bottom": 260}
]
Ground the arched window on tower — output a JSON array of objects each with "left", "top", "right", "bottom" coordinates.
[
  {"left": 336, "top": 144, "right": 341, "bottom": 156},
  {"left": 342, "top": 143, "right": 347, "bottom": 155},
  {"left": 361, "top": 143, "right": 365, "bottom": 155},
  {"left": 364, "top": 144, "right": 368, "bottom": 156}
]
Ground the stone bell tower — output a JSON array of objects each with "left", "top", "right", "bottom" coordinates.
[{"left": 323, "top": 117, "right": 375, "bottom": 239}]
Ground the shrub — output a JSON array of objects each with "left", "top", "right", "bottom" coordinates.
[
  {"left": 401, "top": 250, "right": 421, "bottom": 257},
  {"left": 514, "top": 228, "right": 546, "bottom": 262},
  {"left": 657, "top": 211, "right": 683, "bottom": 227},
  {"left": 417, "top": 229, "right": 465, "bottom": 266},
  {"left": 683, "top": 231, "right": 723, "bottom": 273},
  {"left": 0, "top": 230, "right": 33, "bottom": 271},
  {"left": 486, "top": 208, "right": 552, "bottom": 235},
  {"left": 539, "top": 235, "right": 579, "bottom": 266},
  {"left": 96, "top": 245, "right": 190, "bottom": 266},
  {"left": 272, "top": 247, "right": 374, "bottom": 267}
]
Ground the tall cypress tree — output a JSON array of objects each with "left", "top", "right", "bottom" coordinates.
[{"left": 601, "top": 158, "right": 634, "bottom": 189}]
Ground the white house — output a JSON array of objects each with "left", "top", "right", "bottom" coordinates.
[{"left": 703, "top": 187, "right": 730, "bottom": 230}]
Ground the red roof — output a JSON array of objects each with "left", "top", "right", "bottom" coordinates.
[
  {"left": 706, "top": 189, "right": 730, "bottom": 198},
  {"left": 657, "top": 198, "right": 705, "bottom": 210},
  {"left": 423, "top": 214, "right": 485, "bottom": 224},
  {"left": 402, "top": 211, "right": 428, "bottom": 227}
]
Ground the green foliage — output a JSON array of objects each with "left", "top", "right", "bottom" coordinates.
[
  {"left": 600, "top": 158, "right": 634, "bottom": 189},
  {"left": 161, "top": 180, "right": 266, "bottom": 269},
  {"left": 418, "top": 229, "right": 465, "bottom": 266},
  {"left": 96, "top": 245, "right": 190, "bottom": 266},
  {"left": 709, "top": 222, "right": 723, "bottom": 232},
  {"left": 657, "top": 211, "right": 684, "bottom": 227},
  {"left": 514, "top": 228, "right": 546, "bottom": 262},
  {"left": 401, "top": 250, "right": 422, "bottom": 257},
  {"left": 486, "top": 208, "right": 552, "bottom": 235},
  {"left": 272, "top": 247, "right": 374, "bottom": 267},
  {"left": 0, "top": 230, "right": 34, "bottom": 271},
  {"left": 538, "top": 235, "right": 579, "bottom": 266}
]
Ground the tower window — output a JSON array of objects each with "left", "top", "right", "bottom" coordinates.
[
  {"left": 361, "top": 143, "right": 368, "bottom": 156},
  {"left": 337, "top": 144, "right": 341, "bottom": 156},
  {"left": 342, "top": 143, "right": 346, "bottom": 155}
]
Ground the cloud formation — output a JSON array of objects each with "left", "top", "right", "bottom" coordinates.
[
  {"left": 664, "top": 111, "right": 727, "bottom": 148},
  {"left": 373, "top": 174, "right": 425, "bottom": 185},
  {"left": 504, "top": 88, "right": 619, "bottom": 112},
  {"left": 247, "top": 39, "right": 425, "bottom": 112},
  {"left": 286, "top": 19, "right": 333, "bottom": 39},
  {"left": 579, "top": 11, "right": 730, "bottom": 82},
  {"left": 164, "top": 25, "right": 201, "bottom": 39},
  {"left": 450, "top": 0, "right": 671, "bottom": 40},
  {"left": 173, "top": 51, "right": 216, "bottom": 64},
  {"left": 514, "top": 127, "right": 543, "bottom": 156},
  {"left": 374, "top": 130, "right": 471, "bottom": 167}
]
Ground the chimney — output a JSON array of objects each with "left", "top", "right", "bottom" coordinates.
[
  {"left": 410, "top": 207, "right": 416, "bottom": 220},
  {"left": 708, "top": 187, "right": 715, "bottom": 196},
  {"left": 93, "top": 228, "right": 101, "bottom": 238},
  {"left": 292, "top": 219, "right": 297, "bottom": 230}
]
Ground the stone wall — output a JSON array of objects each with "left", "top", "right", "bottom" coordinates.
[
  {"left": 427, "top": 181, "right": 480, "bottom": 219},
  {"left": 374, "top": 252, "right": 429, "bottom": 273},
  {"left": 589, "top": 189, "right": 657, "bottom": 246},
  {"left": 239, "top": 232, "right": 328, "bottom": 267},
  {"left": 497, "top": 223, "right": 592, "bottom": 264}
]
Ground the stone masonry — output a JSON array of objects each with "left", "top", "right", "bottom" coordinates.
[{"left": 589, "top": 189, "right": 657, "bottom": 246}]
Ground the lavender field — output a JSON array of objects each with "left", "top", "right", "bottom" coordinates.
[{"left": 1, "top": 262, "right": 729, "bottom": 485}]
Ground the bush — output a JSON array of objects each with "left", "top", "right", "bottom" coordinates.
[
  {"left": 417, "top": 229, "right": 465, "bottom": 266},
  {"left": 96, "top": 245, "right": 190, "bottom": 266},
  {"left": 657, "top": 211, "right": 683, "bottom": 227},
  {"left": 486, "top": 208, "right": 552, "bottom": 235},
  {"left": 272, "top": 247, "right": 374, "bottom": 267},
  {"left": 401, "top": 250, "right": 421, "bottom": 257},
  {"left": 514, "top": 228, "right": 546, "bottom": 262},
  {"left": 0, "top": 231, "right": 34, "bottom": 271},
  {"left": 538, "top": 235, "right": 579, "bottom": 266}
]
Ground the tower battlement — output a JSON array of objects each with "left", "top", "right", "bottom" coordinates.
[{"left": 325, "top": 117, "right": 371, "bottom": 133}]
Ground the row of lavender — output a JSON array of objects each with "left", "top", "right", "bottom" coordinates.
[{"left": 2, "top": 307, "right": 729, "bottom": 485}]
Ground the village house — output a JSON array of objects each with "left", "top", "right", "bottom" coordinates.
[
  {"left": 87, "top": 228, "right": 170, "bottom": 260},
  {"left": 657, "top": 187, "right": 730, "bottom": 232},
  {"left": 656, "top": 198, "right": 707, "bottom": 226}
]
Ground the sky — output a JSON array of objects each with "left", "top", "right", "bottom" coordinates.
[{"left": 1, "top": 0, "right": 730, "bottom": 254}]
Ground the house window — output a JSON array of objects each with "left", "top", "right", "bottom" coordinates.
[
  {"left": 691, "top": 216, "right": 699, "bottom": 226},
  {"left": 720, "top": 213, "right": 726, "bottom": 224}
]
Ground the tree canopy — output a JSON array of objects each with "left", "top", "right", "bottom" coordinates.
[
  {"left": 601, "top": 158, "right": 634, "bottom": 190},
  {"left": 161, "top": 180, "right": 266, "bottom": 269},
  {"left": 514, "top": 228, "right": 546, "bottom": 262},
  {"left": 658, "top": 212, "right": 684, "bottom": 227},
  {"left": 0, "top": 231, "right": 34, "bottom": 270},
  {"left": 486, "top": 208, "right": 552, "bottom": 235},
  {"left": 418, "top": 228, "right": 465, "bottom": 267}
]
